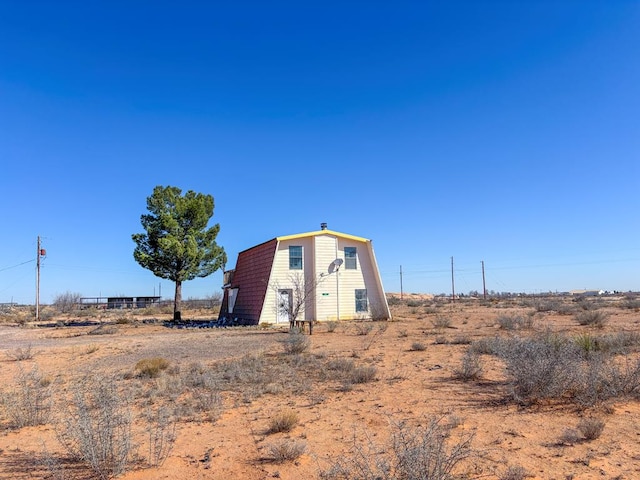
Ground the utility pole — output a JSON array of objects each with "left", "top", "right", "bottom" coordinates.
[
  {"left": 399, "top": 265, "right": 403, "bottom": 300},
  {"left": 450, "top": 256, "right": 455, "bottom": 302},
  {"left": 36, "top": 236, "right": 41, "bottom": 320},
  {"left": 481, "top": 260, "right": 487, "bottom": 300}
]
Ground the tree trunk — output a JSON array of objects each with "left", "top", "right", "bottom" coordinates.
[{"left": 173, "top": 280, "right": 182, "bottom": 321}]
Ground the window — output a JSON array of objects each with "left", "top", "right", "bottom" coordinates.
[
  {"left": 355, "top": 289, "right": 368, "bottom": 313},
  {"left": 289, "top": 246, "right": 302, "bottom": 270},
  {"left": 345, "top": 247, "right": 357, "bottom": 269}
]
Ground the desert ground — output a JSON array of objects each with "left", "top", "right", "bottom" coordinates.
[{"left": 0, "top": 294, "right": 639, "bottom": 480}]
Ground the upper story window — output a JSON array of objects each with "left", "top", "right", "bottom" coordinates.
[
  {"left": 344, "top": 247, "right": 357, "bottom": 269},
  {"left": 289, "top": 246, "right": 303, "bottom": 270}
]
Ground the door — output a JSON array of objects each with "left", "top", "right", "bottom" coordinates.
[{"left": 277, "top": 289, "right": 292, "bottom": 324}]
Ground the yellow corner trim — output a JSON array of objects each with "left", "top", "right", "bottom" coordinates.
[{"left": 277, "top": 229, "right": 370, "bottom": 243}]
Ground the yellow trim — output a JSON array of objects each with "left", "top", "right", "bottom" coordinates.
[{"left": 277, "top": 229, "right": 369, "bottom": 243}]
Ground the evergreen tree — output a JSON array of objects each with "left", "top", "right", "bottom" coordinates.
[{"left": 132, "top": 186, "right": 226, "bottom": 321}]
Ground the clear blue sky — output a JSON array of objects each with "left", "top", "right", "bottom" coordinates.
[{"left": 1, "top": 1, "right": 638, "bottom": 304}]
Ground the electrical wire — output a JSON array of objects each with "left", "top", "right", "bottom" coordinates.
[{"left": 0, "top": 259, "right": 35, "bottom": 273}]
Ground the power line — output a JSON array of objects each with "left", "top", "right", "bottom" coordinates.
[{"left": 0, "top": 259, "right": 35, "bottom": 273}]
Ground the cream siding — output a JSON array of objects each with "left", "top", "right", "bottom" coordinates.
[
  {"left": 261, "top": 237, "right": 316, "bottom": 324},
  {"left": 336, "top": 238, "right": 366, "bottom": 319},
  {"left": 314, "top": 234, "right": 340, "bottom": 320},
  {"left": 254, "top": 230, "right": 391, "bottom": 324}
]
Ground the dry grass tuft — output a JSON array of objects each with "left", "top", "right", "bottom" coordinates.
[
  {"left": 267, "top": 409, "right": 300, "bottom": 434},
  {"left": 136, "top": 357, "right": 171, "bottom": 378}
]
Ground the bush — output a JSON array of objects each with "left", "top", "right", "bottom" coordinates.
[
  {"left": 57, "top": 376, "right": 133, "bottom": 479},
  {"left": 282, "top": 332, "right": 310, "bottom": 354},
  {"left": 144, "top": 407, "right": 177, "bottom": 468},
  {"left": 496, "top": 314, "right": 534, "bottom": 330},
  {"left": 2, "top": 365, "right": 52, "bottom": 428},
  {"left": 499, "top": 465, "right": 530, "bottom": 480},
  {"left": 577, "top": 417, "right": 605, "bottom": 441},
  {"left": 320, "top": 416, "right": 474, "bottom": 480},
  {"left": 347, "top": 365, "right": 377, "bottom": 384},
  {"left": 453, "top": 350, "right": 483, "bottom": 382},
  {"left": 497, "top": 336, "right": 582, "bottom": 405},
  {"left": 353, "top": 322, "right": 374, "bottom": 335},
  {"left": 136, "top": 357, "right": 170, "bottom": 378},
  {"left": 53, "top": 291, "right": 83, "bottom": 313},
  {"left": 8, "top": 343, "right": 34, "bottom": 361},
  {"left": 575, "top": 310, "right": 609, "bottom": 328},
  {"left": 326, "top": 321, "right": 339, "bottom": 333},
  {"left": 266, "top": 439, "right": 306, "bottom": 463},
  {"left": 431, "top": 316, "right": 452, "bottom": 329},
  {"left": 267, "top": 409, "right": 299, "bottom": 434},
  {"left": 410, "top": 341, "right": 427, "bottom": 351}
]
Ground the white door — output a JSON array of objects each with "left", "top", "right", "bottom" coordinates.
[{"left": 277, "top": 289, "right": 291, "bottom": 324}]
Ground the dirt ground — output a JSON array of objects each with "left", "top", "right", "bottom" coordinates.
[{"left": 1, "top": 295, "right": 639, "bottom": 479}]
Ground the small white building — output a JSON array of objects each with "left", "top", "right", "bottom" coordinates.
[{"left": 218, "top": 224, "right": 391, "bottom": 325}]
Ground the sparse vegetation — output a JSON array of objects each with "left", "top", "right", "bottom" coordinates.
[
  {"left": 56, "top": 376, "right": 133, "bottom": 479},
  {"left": 577, "top": 416, "right": 605, "bottom": 441},
  {"left": 499, "top": 465, "right": 530, "bottom": 480},
  {"left": 267, "top": 409, "right": 299, "bottom": 434},
  {"left": 575, "top": 310, "right": 609, "bottom": 328},
  {"left": 282, "top": 332, "right": 311, "bottom": 354},
  {"left": 431, "top": 315, "right": 452, "bottom": 329},
  {"left": 0, "top": 293, "right": 638, "bottom": 479},
  {"left": 2, "top": 365, "right": 52, "bottom": 428},
  {"left": 496, "top": 313, "right": 535, "bottom": 330},
  {"left": 136, "top": 357, "right": 171, "bottom": 378},
  {"left": 266, "top": 439, "right": 306, "bottom": 463},
  {"left": 8, "top": 343, "right": 34, "bottom": 361},
  {"left": 453, "top": 349, "right": 483, "bottom": 381},
  {"left": 320, "top": 416, "right": 474, "bottom": 480},
  {"left": 326, "top": 321, "right": 339, "bottom": 332},
  {"left": 53, "top": 291, "right": 83, "bottom": 313}
]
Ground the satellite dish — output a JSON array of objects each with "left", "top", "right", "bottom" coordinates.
[{"left": 334, "top": 258, "right": 343, "bottom": 267}]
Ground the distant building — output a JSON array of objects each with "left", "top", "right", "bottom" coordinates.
[
  {"left": 80, "top": 296, "right": 161, "bottom": 309},
  {"left": 569, "top": 290, "right": 601, "bottom": 297}
]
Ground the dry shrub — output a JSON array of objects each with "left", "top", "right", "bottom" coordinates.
[
  {"left": 575, "top": 310, "right": 609, "bottom": 328},
  {"left": 144, "top": 407, "right": 177, "bottom": 468},
  {"left": 53, "top": 291, "right": 83, "bottom": 313},
  {"left": 8, "top": 343, "right": 34, "bottom": 361},
  {"left": 354, "top": 322, "right": 374, "bottom": 335},
  {"left": 499, "top": 465, "right": 530, "bottom": 480},
  {"left": 56, "top": 376, "right": 133, "bottom": 479},
  {"left": 496, "top": 314, "right": 534, "bottom": 330},
  {"left": 136, "top": 357, "right": 170, "bottom": 378},
  {"left": 267, "top": 409, "right": 299, "bottom": 434},
  {"left": 282, "top": 332, "right": 310, "bottom": 354},
  {"left": 89, "top": 325, "right": 118, "bottom": 335},
  {"left": 431, "top": 316, "right": 452, "bottom": 329},
  {"left": 326, "top": 321, "right": 339, "bottom": 332},
  {"left": 266, "top": 439, "right": 306, "bottom": 463},
  {"left": 2, "top": 365, "right": 52, "bottom": 428},
  {"left": 577, "top": 417, "right": 605, "bottom": 441},
  {"left": 453, "top": 350, "right": 483, "bottom": 382},
  {"left": 410, "top": 341, "right": 427, "bottom": 351},
  {"left": 320, "top": 416, "right": 474, "bottom": 480},
  {"left": 559, "top": 428, "right": 581, "bottom": 445},
  {"left": 348, "top": 365, "right": 377, "bottom": 384}
]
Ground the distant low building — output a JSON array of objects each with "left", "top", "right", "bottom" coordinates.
[
  {"left": 80, "top": 296, "right": 161, "bottom": 309},
  {"left": 569, "top": 290, "right": 601, "bottom": 297}
]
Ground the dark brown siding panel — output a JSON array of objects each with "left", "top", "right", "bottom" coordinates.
[{"left": 217, "top": 239, "right": 277, "bottom": 325}]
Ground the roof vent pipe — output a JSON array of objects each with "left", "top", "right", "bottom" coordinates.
[{"left": 320, "top": 222, "right": 327, "bottom": 230}]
